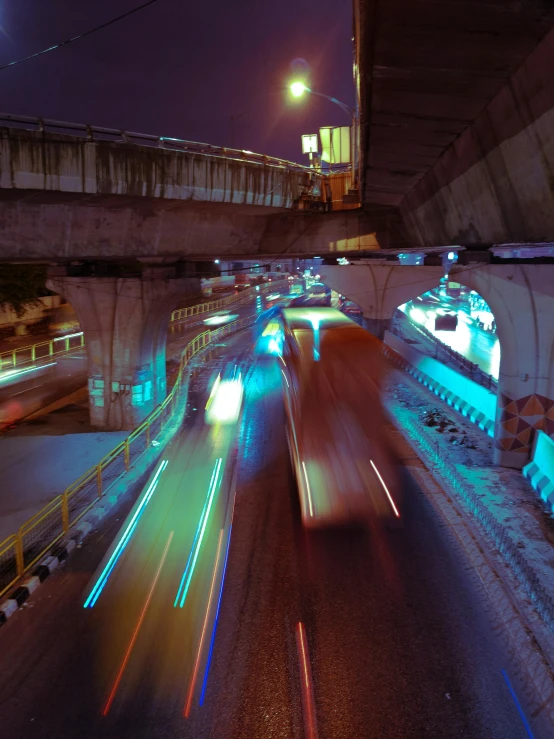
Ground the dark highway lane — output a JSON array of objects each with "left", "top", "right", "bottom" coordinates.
[{"left": 0, "top": 333, "right": 543, "bottom": 738}]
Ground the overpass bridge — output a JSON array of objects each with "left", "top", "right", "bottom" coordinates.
[
  {"left": 0, "top": 114, "right": 370, "bottom": 264},
  {"left": 3, "top": 0, "right": 554, "bottom": 468}
]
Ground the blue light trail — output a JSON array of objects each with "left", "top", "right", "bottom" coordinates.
[
  {"left": 83, "top": 459, "right": 168, "bottom": 608},
  {"left": 199, "top": 524, "right": 233, "bottom": 705}
]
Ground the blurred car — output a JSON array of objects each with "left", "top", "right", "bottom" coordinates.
[
  {"left": 204, "top": 364, "right": 244, "bottom": 425},
  {"left": 253, "top": 308, "right": 284, "bottom": 357},
  {"left": 341, "top": 300, "right": 362, "bottom": 317},
  {"left": 434, "top": 307, "right": 458, "bottom": 331}
]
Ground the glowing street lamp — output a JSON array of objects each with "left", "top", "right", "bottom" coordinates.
[
  {"left": 290, "top": 81, "right": 308, "bottom": 98},
  {"left": 288, "top": 81, "right": 354, "bottom": 119},
  {"left": 288, "top": 79, "right": 358, "bottom": 189}
]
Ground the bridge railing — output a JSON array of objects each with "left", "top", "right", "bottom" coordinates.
[
  {"left": 0, "top": 280, "right": 286, "bottom": 370},
  {"left": 0, "top": 113, "right": 316, "bottom": 174},
  {"left": 0, "top": 310, "right": 259, "bottom": 599}
]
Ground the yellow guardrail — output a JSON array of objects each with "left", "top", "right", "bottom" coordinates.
[
  {"left": 0, "top": 280, "right": 285, "bottom": 371},
  {"left": 0, "top": 307, "right": 263, "bottom": 600},
  {"left": 0, "top": 332, "right": 85, "bottom": 370}
]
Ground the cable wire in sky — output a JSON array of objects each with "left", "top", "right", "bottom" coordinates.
[{"left": 0, "top": 0, "right": 161, "bottom": 72}]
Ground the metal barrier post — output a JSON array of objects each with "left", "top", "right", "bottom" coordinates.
[
  {"left": 62, "top": 492, "right": 70, "bottom": 533},
  {"left": 97, "top": 464, "right": 103, "bottom": 498},
  {"left": 80, "top": 334, "right": 85, "bottom": 348},
  {"left": 15, "top": 534, "right": 24, "bottom": 576},
  {"left": 65, "top": 337, "right": 70, "bottom": 352},
  {"left": 49, "top": 341, "right": 53, "bottom": 356},
  {"left": 12, "top": 350, "right": 16, "bottom": 367},
  {"left": 146, "top": 422, "right": 151, "bottom": 447},
  {"left": 31, "top": 345, "right": 36, "bottom": 361},
  {"left": 124, "top": 440, "right": 130, "bottom": 471}
]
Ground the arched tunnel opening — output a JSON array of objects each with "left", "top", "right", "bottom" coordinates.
[{"left": 394, "top": 283, "right": 501, "bottom": 386}]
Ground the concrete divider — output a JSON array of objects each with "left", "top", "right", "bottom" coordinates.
[
  {"left": 523, "top": 431, "right": 554, "bottom": 511},
  {"left": 383, "top": 330, "right": 496, "bottom": 437}
]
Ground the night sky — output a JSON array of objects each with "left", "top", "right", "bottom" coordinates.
[{"left": 0, "top": 0, "right": 353, "bottom": 163}]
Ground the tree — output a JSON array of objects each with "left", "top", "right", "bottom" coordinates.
[{"left": 0, "top": 264, "right": 48, "bottom": 317}]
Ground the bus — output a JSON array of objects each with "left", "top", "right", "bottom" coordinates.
[{"left": 277, "top": 307, "right": 400, "bottom": 528}]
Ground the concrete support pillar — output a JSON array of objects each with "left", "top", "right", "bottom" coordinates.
[
  {"left": 456, "top": 265, "right": 554, "bottom": 469},
  {"left": 321, "top": 263, "right": 445, "bottom": 337},
  {"left": 362, "top": 316, "right": 390, "bottom": 340},
  {"left": 47, "top": 273, "right": 200, "bottom": 430}
]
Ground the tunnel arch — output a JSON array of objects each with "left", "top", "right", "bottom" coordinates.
[{"left": 320, "top": 262, "right": 554, "bottom": 468}]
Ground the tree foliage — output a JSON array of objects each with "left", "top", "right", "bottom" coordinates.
[{"left": 0, "top": 264, "right": 48, "bottom": 317}]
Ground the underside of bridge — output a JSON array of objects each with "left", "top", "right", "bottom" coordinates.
[{"left": 355, "top": 0, "right": 554, "bottom": 248}]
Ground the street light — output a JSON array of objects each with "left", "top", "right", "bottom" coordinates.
[{"left": 288, "top": 81, "right": 354, "bottom": 119}]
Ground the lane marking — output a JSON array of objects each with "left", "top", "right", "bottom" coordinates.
[
  {"left": 199, "top": 524, "right": 233, "bottom": 705},
  {"left": 370, "top": 459, "right": 400, "bottom": 518},
  {"left": 84, "top": 459, "right": 168, "bottom": 608},
  {"left": 173, "top": 462, "right": 218, "bottom": 607},
  {"left": 295, "top": 621, "right": 318, "bottom": 739},
  {"left": 301, "top": 461, "right": 314, "bottom": 517},
  {"left": 184, "top": 529, "right": 224, "bottom": 718},
  {"left": 102, "top": 530, "right": 174, "bottom": 715},
  {"left": 501, "top": 669, "right": 535, "bottom": 739},
  {"left": 174, "top": 457, "right": 222, "bottom": 609}
]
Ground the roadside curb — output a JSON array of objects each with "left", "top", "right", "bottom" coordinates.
[
  {"left": 388, "top": 401, "right": 554, "bottom": 634},
  {"left": 382, "top": 340, "right": 495, "bottom": 437}
]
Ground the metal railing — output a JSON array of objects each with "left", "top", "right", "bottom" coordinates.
[
  {"left": 0, "top": 332, "right": 85, "bottom": 370},
  {"left": 0, "top": 312, "right": 258, "bottom": 599},
  {"left": 0, "top": 113, "right": 317, "bottom": 175},
  {"left": 391, "top": 310, "right": 498, "bottom": 391},
  {"left": 0, "top": 281, "right": 287, "bottom": 371}
]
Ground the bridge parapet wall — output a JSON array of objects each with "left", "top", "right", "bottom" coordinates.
[{"left": 0, "top": 124, "right": 317, "bottom": 208}]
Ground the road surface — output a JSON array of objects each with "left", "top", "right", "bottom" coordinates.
[{"left": 0, "top": 330, "right": 545, "bottom": 738}]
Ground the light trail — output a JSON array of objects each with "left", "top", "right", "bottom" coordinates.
[
  {"left": 370, "top": 459, "right": 400, "bottom": 518},
  {"left": 199, "top": 524, "right": 233, "bottom": 706},
  {"left": 184, "top": 529, "right": 224, "bottom": 718},
  {"left": 173, "top": 463, "right": 217, "bottom": 607},
  {"left": 501, "top": 670, "right": 535, "bottom": 739},
  {"left": 174, "top": 458, "right": 222, "bottom": 609},
  {"left": 295, "top": 622, "right": 318, "bottom": 739},
  {"left": 301, "top": 461, "right": 314, "bottom": 517},
  {"left": 102, "top": 530, "right": 174, "bottom": 716},
  {"left": 0, "top": 362, "right": 57, "bottom": 384},
  {"left": 84, "top": 459, "right": 168, "bottom": 608}
]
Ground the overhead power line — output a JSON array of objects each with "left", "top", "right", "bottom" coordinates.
[{"left": 0, "top": 0, "right": 161, "bottom": 72}]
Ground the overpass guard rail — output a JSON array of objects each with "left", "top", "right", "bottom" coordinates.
[{"left": 0, "top": 113, "right": 316, "bottom": 174}]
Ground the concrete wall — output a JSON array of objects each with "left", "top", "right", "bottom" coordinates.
[
  {"left": 399, "top": 26, "right": 554, "bottom": 246},
  {"left": 0, "top": 295, "right": 62, "bottom": 330},
  {"left": 0, "top": 128, "right": 315, "bottom": 209},
  {"left": 383, "top": 330, "right": 496, "bottom": 435}
]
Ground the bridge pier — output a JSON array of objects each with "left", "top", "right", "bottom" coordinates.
[
  {"left": 322, "top": 264, "right": 445, "bottom": 341},
  {"left": 459, "top": 265, "right": 554, "bottom": 469},
  {"left": 47, "top": 271, "right": 200, "bottom": 430},
  {"left": 322, "top": 263, "right": 554, "bottom": 469}
]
